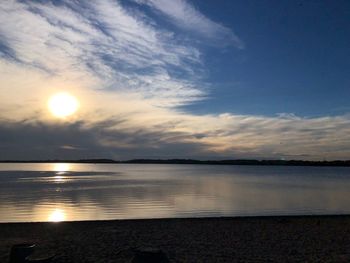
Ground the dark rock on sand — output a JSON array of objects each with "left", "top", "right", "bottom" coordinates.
[
  {"left": 9, "top": 243, "right": 54, "bottom": 263},
  {"left": 9, "top": 244, "right": 35, "bottom": 263}
]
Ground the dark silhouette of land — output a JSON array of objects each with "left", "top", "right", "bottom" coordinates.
[{"left": 1, "top": 158, "right": 350, "bottom": 167}]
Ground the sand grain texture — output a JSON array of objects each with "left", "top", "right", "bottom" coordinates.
[{"left": 1, "top": 216, "right": 350, "bottom": 262}]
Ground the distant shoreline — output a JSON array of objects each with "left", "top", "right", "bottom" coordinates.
[{"left": 1, "top": 158, "right": 350, "bottom": 167}]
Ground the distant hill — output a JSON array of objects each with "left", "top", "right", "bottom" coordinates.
[{"left": 1, "top": 159, "right": 350, "bottom": 167}]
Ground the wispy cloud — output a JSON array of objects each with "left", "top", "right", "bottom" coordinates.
[
  {"left": 0, "top": 0, "right": 349, "bottom": 160},
  {"left": 135, "top": 0, "right": 244, "bottom": 48},
  {"left": 1, "top": 112, "right": 350, "bottom": 160},
  {"left": 0, "top": 0, "right": 204, "bottom": 106}
]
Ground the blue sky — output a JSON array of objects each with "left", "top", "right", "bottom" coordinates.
[
  {"left": 182, "top": 0, "right": 350, "bottom": 116},
  {"left": 0, "top": 0, "right": 350, "bottom": 160}
]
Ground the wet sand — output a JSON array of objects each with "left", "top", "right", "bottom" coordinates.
[{"left": 1, "top": 215, "right": 350, "bottom": 262}]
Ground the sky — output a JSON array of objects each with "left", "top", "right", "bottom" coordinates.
[{"left": 0, "top": 0, "right": 350, "bottom": 160}]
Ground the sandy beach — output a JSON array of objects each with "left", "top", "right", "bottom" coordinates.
[{"left": 1, "top": 215, "right": 350, "bottom": 262}]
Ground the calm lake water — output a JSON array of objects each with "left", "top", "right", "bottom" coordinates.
[{"left": 0, "top": 163, "right": 350, "bottom": 222}]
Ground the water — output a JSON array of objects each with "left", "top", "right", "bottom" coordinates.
[{"left": 0, "top": 163, "right": 350, "bottom": 222}]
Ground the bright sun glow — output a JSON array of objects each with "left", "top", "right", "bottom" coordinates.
[
  {"left": 48, "top": 92, "right": 79, "bottom": 118},
  {"left": 48, "top": 209, "right": 65, "bottom": 222},
  {"left": 53, "top": 163, "right": 70, "bottom": 173}
]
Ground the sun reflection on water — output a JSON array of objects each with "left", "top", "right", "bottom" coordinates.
[
  {"left": 52, "top": 163, "right": 70, "bottom": 174},
  {"left": 48, "top": 209, "right": 65, "bottom": 222},
  {"left": 53, "top": 175, "right": 65, "bottom": 183},
  {"left": 52, "top": 163, "right": 71, "bottom": 182}
]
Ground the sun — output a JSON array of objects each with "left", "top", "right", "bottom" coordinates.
[{"left": 48, "top": 92, "right": 79, "bottom": 118}]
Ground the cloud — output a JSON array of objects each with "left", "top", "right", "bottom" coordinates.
[
  {"left": 0, "top": 119, "right": 214, "bottom": 160},
  {"left": 0, "top": 0, "right": 204, "bottom": 106},
  {"left": 1, "top": 111, "right": 350, "bottom": 160},
  {"left": 0, "top": 0, "right": 349, "bottom": 160},
  {"left": 135, "top": 0, "right": 244, "bottom": 48}
]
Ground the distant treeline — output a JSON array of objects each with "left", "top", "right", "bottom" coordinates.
[{"left": 1, "top": 159, "right": 350, "bottom": 167}]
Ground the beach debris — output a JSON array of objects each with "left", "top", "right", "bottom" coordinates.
[
  {"left": 9, "top": 244, "right": 35, "bottom": 263},
  {"left": 9, "top": 243, "right": 55, "bottom": 263},
  {"left": 131, "top": 247, "right": 169, "bottom": 263}
]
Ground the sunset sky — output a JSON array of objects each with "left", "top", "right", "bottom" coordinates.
[{"left": 1, "top": 0, "right": 350, "bottom": 160}]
